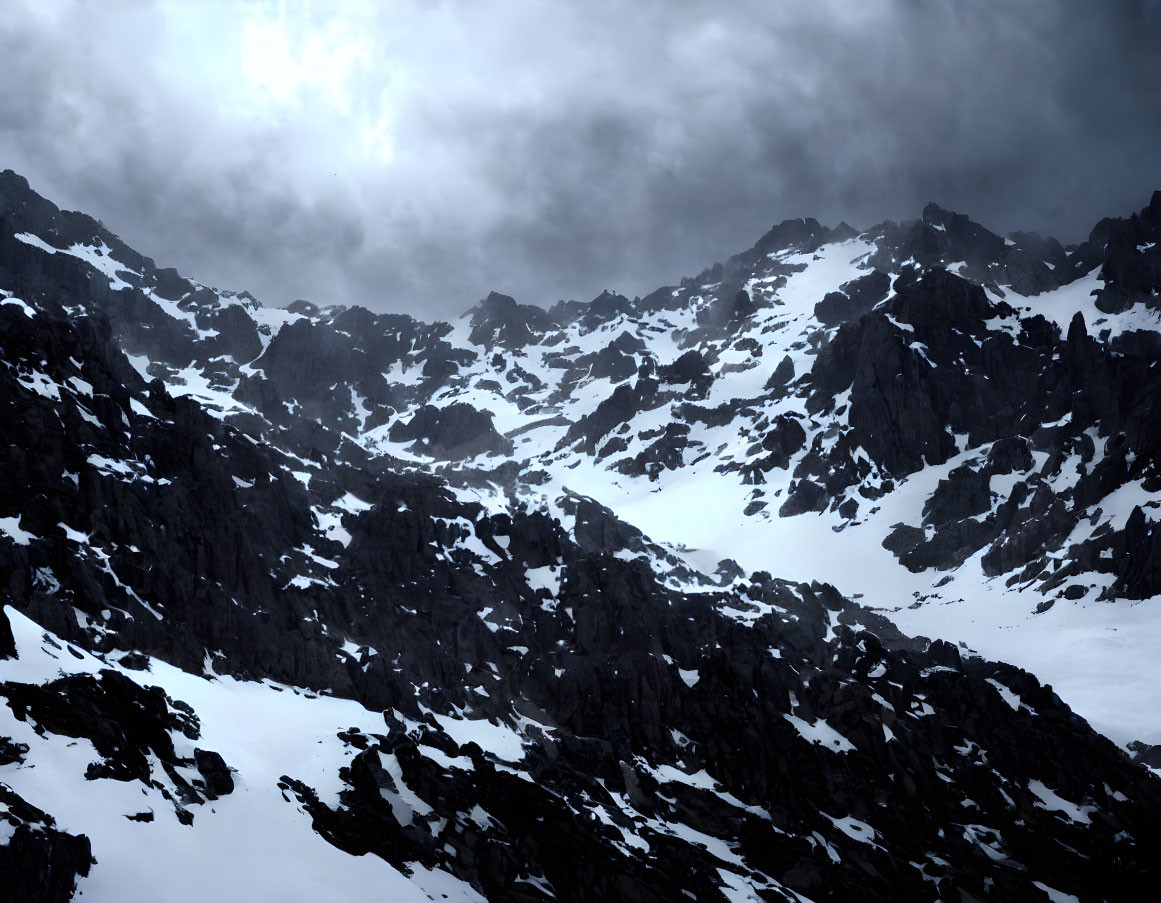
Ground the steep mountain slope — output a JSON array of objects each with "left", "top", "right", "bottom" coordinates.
[{"left": 2, "top": 170, "right": 1161, "bottom": 901}]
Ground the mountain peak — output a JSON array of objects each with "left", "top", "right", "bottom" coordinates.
[
  {"left": 921, "top": 200, "right": 957, "bottom": 226},
  {"left": 752, "top": 216, "right": 833, "bottom": 255},
  {"left": 4, "top": 170, "right": 1161, "bottom": 903},
  {"left": 1145, "top": 188, "right": 1161, "bottom": 222},
  {"left": 0, "top": 168, "right": 32, "bottom": 193}
]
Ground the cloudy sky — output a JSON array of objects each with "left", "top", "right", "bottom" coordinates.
[{"left": 2, "top": 0, "right": 1159, "bottom": 316}]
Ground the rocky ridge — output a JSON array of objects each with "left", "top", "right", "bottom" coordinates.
[{"left": 2, "top": 170, "right": 1161, "bottom": 901}]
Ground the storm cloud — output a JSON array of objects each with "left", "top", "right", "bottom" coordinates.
[{"left": 2, "top": 0, "right": 1159, "bottom": 317}]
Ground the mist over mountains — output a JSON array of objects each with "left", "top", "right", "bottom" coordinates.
[{"left": 3, "top": 1, "right": 1159, "bottom": 315}]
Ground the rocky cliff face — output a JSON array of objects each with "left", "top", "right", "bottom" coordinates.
[{"left": 2, "top": 169, "right": 1161, "bottom": 901}]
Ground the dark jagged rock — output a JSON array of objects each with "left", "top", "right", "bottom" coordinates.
[
  {"left": 779, "top": 479, "right": 828, "bottom": 516},
  {"left": 241, "top": 319, "right": 377, "bottom": 415},
  {"left": 0, "top": 736, "right": 28, "bottom": 765},
  {"left": 843, "top": 311, "right": 956, "bottom": 476},
  {"left": 1129, "top": 740, "right": 1161, "bottom": 769},
  {"left": 0, "top": 784, "right": 92, "bottom": 903},
  {"left": 553, "top": 290, "right": 634, "bottom": 332},
  {"left": 866, "top": 204, "right": 1065, "bottom": 296},
  {"left": 658, "top": 349, "right": 710, "bottom": 385},
  {"left": 923, "top": 463, "right": 992, "bottom": 524},
  {"left": 1081, "top": 190, "right": 1161, "bottom": 313},
  {"left": 194, "top": 748, "right": 235, "bottom": 799},
  {"left": 560, "top": 379, "right": 659, "bottom": 455},
  {"left": 615, "top": 422, "right": 691, "bottom": 479},
  {"left": 0, "top": 608, "right": 14, "bottom": 660},
  {"left": 389, "top": 403, "right": 513, "bottom": 459},
  {"left": 575, "top": 331, "right": 646, "bottom": 383},
  {"left": 814, "top": 270, "right": 891, "bottom": 326},
  {"left": 809, "top": 268, "right": 1028, "bottom": 478},
  {"left": 764, "top": 354, "right": 795, "bottom": 390},
  {"left": 1, "top": 670, "right": 199, "bottom": 785},
  {"left": 758, "top": 414, "right": 807, "bottom": 471},
  {"left": 697, "top": 288, "right": 753, "bottom": 331},
  {"left": 469, "top": 292, "right": 558, "bottom": 350},
  {"left": 752, "top": 217, "right": 852, "bottom": 258},
  {"left": 986, "top": 436, "right": 1033, "bottom": 474},
  {"left": 4, "top": 170, "right": 1161, "bottom": 902}
]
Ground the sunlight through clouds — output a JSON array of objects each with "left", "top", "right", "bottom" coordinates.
[
  {"left": 0, "top": 0, "right": 1156, "bottom": 315},
  {"left": 238, "top": 1, "right": 376, "bottom": 117}
]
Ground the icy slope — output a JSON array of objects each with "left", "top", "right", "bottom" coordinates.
[{"left": 1, "top": 608, "right": 485, "bottom": 903}]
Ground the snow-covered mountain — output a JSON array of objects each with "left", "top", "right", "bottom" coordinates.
[{"left": 2, "top": 168, "right": 1160, "bottom": 901}]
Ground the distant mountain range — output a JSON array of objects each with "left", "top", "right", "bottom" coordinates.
[{"left": 2, "top": 169, "right": 1160, "bottom": 902}]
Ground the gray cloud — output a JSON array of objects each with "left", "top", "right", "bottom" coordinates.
[{"left": 1, "top": 0, "right": 1159, "bottom": 318}]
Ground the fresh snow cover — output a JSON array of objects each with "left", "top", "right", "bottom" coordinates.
[
  {"left": 6, "top": 174, "right": 1161, "bottom": 901},
  {"left": 0, "top": 515, "right": 37, "bottom": 546},
  {"left": 1031, "top": 881, "right": 1081, "bottom": 903},
  {"left": 423, "top": 708, "right": 528, "bottom": 763},
  {"left": 0, "top": 295, "right": 35, "bottom": 317},
  {"left": 249, "top": 301, "right": 306, "bottom": 337},
  {"left": 1026, "top": 779, "right": 1095, "bottom": 825},
  {"left": 783, "top": 714, "right": 856, "bottom": 753},
  {"left": 312, "top": 507, "right": 353, "bottom": 547},
  {"left": 123, "top": 352, "right": 155, "bottom": 381},
  {"left": 822, "top": 813, "right": 883, "bottom": 850},
  {"left": 0, "top": 607, "right": 487, "bottom": 903},
  {"left": 678, "top": 667, "right": 701, "bottom": 688},
  {"left": 13, "top": 231, "right": 62, "bottom": 255},
  {"left": 984, "top": 678, "right": 1022, "bottom": 712},
  {"left": 15, "top": 369, "right": 61, "bottom": 399},
  {"left": 142, "top": 287, "right": 200, "bottom": 329},
  {"left": 164, "top": 365, "right": 254, "bottom": 419},
  {"left": 524, "top": 564, "right": 561, "bottom": 597},
  {"left": 63, "top": 240, "right": 140, "bottom": 294},
  {"left": 715, "top": 867, "right": 775, "bottom": 903},
  {"left": 1019, "top": 266, "right": 1161, "bottom": 337},
  {"left": 14, "top": 233, "right": 140, "bottom": 293},
  {"left": 128, "top": 225, "right": 1160, "bottom": 753},
  {"left": 333, "top": 491, "right": 373, "bottom": 514},
  {"left": 58, "top": 523, "right": 91, "bottom": 544},
  {"left": 535, "top": 422, "right": 1161, "bottom": 747},
  {"left": 644, "top": 763, "right": 774, "bottom": 819}
]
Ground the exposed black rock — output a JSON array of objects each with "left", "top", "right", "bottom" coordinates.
[
  {"left": 0, "top": 784, "right": 92, "bottom": 903},
  {"left": 390, "top": 403, "right": 513, "bottom": 459},
  {"left": 758, "top": 414, "right": 807, "bottom": 472},
  {"left": 658, "top": 349, "right": 710, "bottom": 386},
  {"left": 765, "top": 354, "right": 795, "bottom": 390},
  {"left": 0, "top": 609, "right": 14, "bottom": 660},
  {"left": 575, "top": 331, "right": 647, "bottom": 383},
  {"left": 560, "top": 379, "right": 660, "bottom": 455},
  {"left": 1, "top": 670, "right": 204, "bottom": 788},
  {"left": 194, "top": 748, "right": 235, "bottom": 799},
  {"left": 1083, "top": 190, "right": 1161, "bottom": 313},
  {"left": 814, "top": 270, "right": 891, "bottom": 326},
  {"left": 469, "top": 292, "right": 558, "bottom": 350},
  {"left": 865, "top": 203, "right": 1065, "bottom": 296},
  {"left": 779, "top": 479, "right": 828, "bottom": 516},
  {"left": 4, "top": 170, "right": 1161, "bottom": 902},
  {"left": 1129, "top": 740, "right": 1161, "bottom": 769}
]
